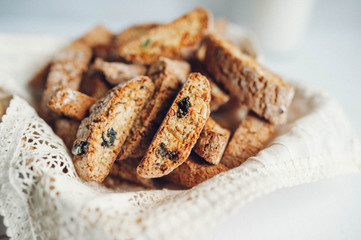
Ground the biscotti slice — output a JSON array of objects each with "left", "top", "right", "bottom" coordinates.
[
  {"left": 117, "top": 58, "right": 189, "bottom": 161},
  {"left": 115, "top": 23, "right": 160, "bottom": 47},
  {"left": 72, "top": 76, "right": 155, "bottom": 182},
  {"left": 137, "top": 72, "right": 211, "bottom": 178},
  {"left": 163, "top": 154, "right": 228, "bottom": 188},
  {"left": 54, "top": 118, "right": 80, "bottom": 151},
  {"left": 74, "top": 25, "right": 113, "bottom": 47},
  {"left": 40, "top": 42, "right": 92, "bottom": 122},
  {"left": 110, "top": 158, "right": 154, "bottom": 188},
  {"left": 202, "top": 33, "right": 294, "bottom": 124},
  {"left": 221, "top": 114, "right": 274, "bottom": 169},
  {"left": 93, "top": 58, "right": 147, "bottom": 85},
  {"left": 193, "top": 117, "right": 230, "bottom": 165},
  {"left": 48, "top": 88, "right": 96, "bottom": 120},
  {"left": 119, "top": 8, "right": 211, "bottom": 64}
]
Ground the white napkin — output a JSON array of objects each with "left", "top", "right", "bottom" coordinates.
[{"left": 0, "top": 34, "right": 360, "bottom": 240}]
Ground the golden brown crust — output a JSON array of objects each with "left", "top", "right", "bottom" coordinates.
[
  {"left": 119, "top": 8, "right": 211, "bottom": 64},
  {"left": 54, "top": 118, "right": 80, "bottom": 151},
  {"left": 73, "top": 76, "right": 155, "bottom": 182},
  {"left": 110, "top": 158, "right": 154, "bottom": 188},
  {"left": 202, "top": 33, "right": 294, "bottom": 124},
  {"left": 117, "top": 58, "right": 188, "bottom": 161},
  {"left": 193, "top": 118, "right": 230, "bottom": 165},
  {"left": 137, "top": 72, "right": 211, "bottom": 178},
  {"left": 93, "top": 58, "right": 147, "bottom": 85},
  {"left": 221, "top": 114, "right": 274, "bottom": 168},
  {"left": 209, "top": 80, "right": 230, "bottom": 111},
  {"left": 48, "top": 88, "right": 96, "bottom": 120},
  {"left": 163, "top": 154, "right": 228, "bottom": 188}
]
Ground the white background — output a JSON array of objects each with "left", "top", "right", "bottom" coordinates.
[{"left": 0, "top": 0, "right": 360, "bottom": 239}]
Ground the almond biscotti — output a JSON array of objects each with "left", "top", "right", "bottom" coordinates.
[
  {"left": 117, "top": 58, "right": 189, "bottom": 161},
  {"left": 209, "top": 80, "right": 230, "bottom": 111},
  {"left": 72, "top": 76, "right": 155, "bottom": 182},
  {"left": 48, "top": 88, "right": 96, "bottom": 120},
  {"left": 221, "top": 114, "right": 274, "bottom": 169},
  {"left": 163, "top": 154, "right": 228, "bottom": 188},
  {"left": 115, "top": 23, "right": 160, "bottom": 47},
  {"left": 110, "top": 158, "right": 154, "bottom": 188},
  {"left": 119, "top": 8, "right": 211, "bottom": 65},
  {"left": 74, "top": 25, "right": 113, "bottom": 48},
  {"left": 193, "top": 118, "right": 230, "bottom": 165},
  {"left": 40, "top": 42, "right": 93, "bottom": 122},
  {"left": 202, "top": 33, "right": 294, "bottom": 124},
  {"left": 79, "top": 70, "right": 110, "bottom": 99},
  {"left": 137, "top": 72, "right": 211, "bottom": 178},
  {"left": 93, "top": 58, "right": 147, "bottom": 85}
]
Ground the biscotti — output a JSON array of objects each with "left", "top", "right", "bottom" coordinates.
[
  {"left": 54, "top": 118, "right": 80, "bottom": 151},
  {"left": 221, "top": 114, "right": 274, "bottom": 168},
  {"left": 48, "top": 88, "right": 96, "bottom": 120},
  {"left": 110, "top": 158, "right": 154, "bottom": 188},
  {"left": 209, "top": 80, "right": 230, "bottom": 111},
  {"left": 137, "top": 72, "right": 211, "bottom": 178},
  {"left": 119, "top": 8, "right": 211, "bottom": 64},
  {"left": 28, "top": 63, "right": 51, "bottom": 89},
  {"left": 193, "top": 117, "right": 230, "bottom": 165},
  {"left": 117, "top": 58, "right": 188, "bottom": 161},
  {"left": 163, "top": 154, "right": 228, "bottom": 188},
  {"left": 202, "top": 33, "right": 294, "bottom": 124},
  {"left": 72, "top": 76, "right": 155, "bottom": 182},
  {"left": 74, "top": 25, "right": 113, "bottom": 48},
  {"left": 115, "top": 23, "right": 160, "bottom": 47},
  {"left": 93, "top": 58, "right": 147, "bottom": 85},
  {"left": 40, "top": 42, "right": 92, "bottom": 122}
]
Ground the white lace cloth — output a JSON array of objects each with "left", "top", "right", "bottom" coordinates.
[{"left": 0, "top": 34, "right": 361, "bottom": 240}]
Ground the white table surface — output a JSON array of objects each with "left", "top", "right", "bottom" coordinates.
[{"left": 1, "top": 0, "right": 360, "bottom": 239}]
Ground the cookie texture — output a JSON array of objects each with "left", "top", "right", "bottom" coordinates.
[
  {"left": 221, "top": 114, "right": 274, "bottom": 168},
  {"left": 163, "top": 154, "right": 228, "bottom": 188},
  {"left": 209, "top": 80, "right": 230, "bottom": 111},
  {"left": 110, "top": 158, "right": 155, "bottom": 188},
  {"left": 79, "top": 70, "right": 110, "bottom": 99},
  {"left": 119, "top": 8, "right": 211, "bottom": 64},
  {"left": 48, "top": 88, "right": 96, "bottom": 120},
  {"left": 203, "top": 33, "right": 294, "bottom": 124},
  {"left": 137, "top": 72, "right": 211, "bottom": 178},
  {"left": 193, "top": 118, "right": 230, "bottom": 165},
  {"left": 117, "top": 58, "right": 189, "bottom": 161},
  {"left": 93, "top": 58, "right": 147, "bottom": 85},
  {"left": 74, "top": 25, "right": 113, "bottom": 47},
  {"left": 72, "top": 76, "right": 155, "bottom": 182}
]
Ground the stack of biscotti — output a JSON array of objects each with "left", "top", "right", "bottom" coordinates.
[{"left": 29, "top": 7, "right": 294, "bottom": 189}]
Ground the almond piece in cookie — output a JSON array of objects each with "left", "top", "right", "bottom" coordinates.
[
  {"left": 193, "top": 117, "right": 230, "bottom": 165},
  {"left": 221, "top": 114, "right": 274, "bottom": 169},
  {"left": 93, "top": 58, "right": 147, "bottom": 85},
  {"left": 202, "top": 33, "right": 294, "bottom": 124},
  {"left": 48, "top": 88, "right": 96, "bottom": 120},
  {"left": 110, "top": 158, "right": 154, "bottom": 188},
  {"left": 137, "top": 72, "right": 211, "bottom": 178},
  {"left": 54, "top": 118, "right": 80, "bottom": 151},
  {"left": 119, "top": 8, "right": 211, "bottom": 64},
  {"left": 72, "top": 76, "right": 155, "bottom": 182},
  {"left": 163, "top": 154, "right": 228, "bottom": 188},
  {"left": 117, "top": 58, "right": 189, "bottom": 161}
]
